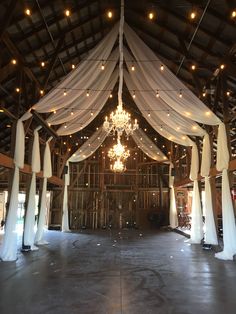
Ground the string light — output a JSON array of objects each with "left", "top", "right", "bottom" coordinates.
[
  {"left": 148, "top": 112, "right": 151, "bottom": 117},
  {"left": 191, "top": 64, "right": 196, "bottom": 70},
  {"left": 202, "top": 91, "right": 206, "bottom": 97},
  {"left": 65, "top": 9, "right": 70, "bottom": 17},
  {"left": 107, "top": 10, "right": 113, "bottom": 19},
  {"left": 160, "top": 64, "right": 164, "bottom": 71},
  {"left": 132, "top": 91, "right": 136, "bottom": 98},
  {"left": 179, "top": 89, "right": 183, "bottom": 98},
  {"left": 40, "top": 89, "right": 44, "bottom": 95},
  {"left": 148, "top": 12, "right": 154, "bottom": 20},
  {"left": 41, "top": 61, "right": 45, "bottom": 67},
  {"left": 25, "top": 8, "right": 31, "bottom": 16},
  {"left": 63, "top": 90, "right": 67, "bottom": 96},
  {"left": 131, "top": 63, "right": 135, "bottom": 71},
  {"left": 71, "top": 64, "right": 75, "bottom": 69},
  {"left": 109, "top": 92, "right": 113, "bottom": 98},
  {"left": 90, "top": 111, "right": 94, "bottom": 116},
  {"left": 231, "top": 10, "right": 236, "bottom": 18},
  {"left": 220, "top": 64, "right": 225, "bottom": 70},
  {"left": 70, "top": 109, "right": 74, "bottom": 116},
  {"left": 156, "top": 90, "right": 160, "bottom": 97},
  {"left": 190, "top": 10, "right": 196, "bottom": 20},
  {"left": 64, "top": 124, "right": 67, "bottom": 128},
  {"left": 86, "top": 90, "right": 90, "bottom": 97},
  {"left": 16, "top": 87, "right": 20, "bottom": 93},
  {"left": 226, "top": 91, "right": 230, "bottom": 96},
  {"left": 53, "top": 109, "right": 56, "bottom": 114},
  {"left": 11, "top": 59, "right": 17, "bottom": 65},
  {"left": 167, "top": 111, "right": 170, "bottom": 117},
  {"left": 160, "top": 125, "right": 163, "bottom": 131},
  {"left": 101, "top": 61, "right": 105, "bottom": 70}
]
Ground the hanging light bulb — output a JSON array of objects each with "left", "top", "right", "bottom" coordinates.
[
  {"left": 167, "top": 111, "right": 170, "bottom": 117},
  {"left": 190, "top": 10, "right": 197, "bottom": 20},
  {"left": 65, "top": 9, "right": 70, "bottom": 17},
  {"left": 25, "top": 8, "right": 31, "bottom": 16},
  {"left": 132, "top": 91, "right": 136, "bottom": 98},
  {"left": 191, "top": 64, "right": 196, "bottom": 70},
  {"left": 40, "top": 89, "right": 44, "bottom": 95},
  {"left": 160, "top": 64, "right": 164, "bottom": 71},
  {"left": 148, "top": 11, "right": 154, "bottom": 20},
  {"left": 71, "top": 64, "right": 75, "bottom": 69},
  {"left": 231, "top": 10, "right": 236, "bottom": 18},
  {"left": 220, "top": 64, "right": 225, "bottom": 70},
  {"left": 101, "top": 61, "right": 105, "bottom": 70},
  {"left": 179, "top": 89, "right": 183, "bottom": 98},
  {"left": 64, "top": 123, "right": 67, "bottom": 128},
  {"left": 86, "top": 89, "right": 90, "bottom": 97},
  {"left": 156, "top": 90, "right": 160, "bottom": 97},
  {"left": 131, "top": 63, "right": 135, "bottom": 71},
  {"left": 90, "top": 110, "right": 94, "bottom": 116},
  {"left": 16, "top": 87, "right": 20, "bottom": 93},
  {"left": 107, "top": 10, "right": 113, "bottom": 19},
  {"left": 70, "top": 109, "right": 74, "bottom": 116},
  {"left": 109, "top": 92, "right": 113, "bottom": 98},
  {"left": 63, "top": 89, "right": 67, "bottom": 96},
  {"left": 11, "top": 59, "right": 17, "bottom": 65},
  {"left": 148, "top": 112, "right": 151, "bottom": 117},
  {"left": 41, "top": 61, "right": 45, "bottom": 67},
  {"left": 160, "top": 125, "right": 163, "bottom": 131},
  {"left": 202, "top": 91, "right": 206, "bottom": 97}
]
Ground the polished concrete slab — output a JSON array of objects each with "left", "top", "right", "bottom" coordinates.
[{"left": 0, "top": 229, "right": 236, "bottom": 314}]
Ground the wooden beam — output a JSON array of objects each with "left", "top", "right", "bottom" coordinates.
[
  {"left": 1, "top": 32, "right": 41, "bottom": 88},
  {"left": 31, "top": 109, "right": 59, "bottom": 139},
  {"left": 174, "top": 158, "right": 236, "bottom": 187},
  {"left": 42, "top": 36, "right": 65, "bottom": 89},
  {"left": 0, "top": 0, "right": 17, "bottom": 40},
  {"left": 0, "top": 153, "right": 63, "bottom": 186}
]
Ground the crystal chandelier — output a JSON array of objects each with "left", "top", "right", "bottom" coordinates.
[
  {"left": 104, "top": 105, "right": 138, "bottom": 138},
  {"left": 103, "top": 0, "right": 138, "bottom": 138},
  {"left": 110, "top": 157, "right": 126, "bottom": 172},
  {"left": 108, "top": 136, "right": 130, "bottom": 160}
]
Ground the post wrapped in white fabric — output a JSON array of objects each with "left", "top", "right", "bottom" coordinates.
[
  {"left": 215, "top": 123, "right": 236, "bottom": 260},
  {"left": 169, "top": 164, "right": 178, "bottom": 228},
  {"left": 61, "top": 162, "right": 70, "bottom": 232},
  {"left": 200, "top": 134, "right": 218, "bottom": 245},
  {"left": 24, "top": 127, "right": 41, "bottom": 250},
  {"left": 189, "top": 142, "right": 203, "bottom": 244},
  {"left": 35, "top": 137, "right": 52, "bottom": 245},
  {"left": 0, "top": 118, "right": 26, "bottom": 261}
]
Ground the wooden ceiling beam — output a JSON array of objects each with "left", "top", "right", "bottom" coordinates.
[
  {"left": 0, "top": 0, "right": 18, "bottom": 41},
  {"left": 0, "top": 152, "right": 63, "bottom": 186},
  {"left": 1, "top": 32, "right": 41, "bottom": 88},
  {"left": 42, "top": 35, "right": 65, "bottom": 90}
]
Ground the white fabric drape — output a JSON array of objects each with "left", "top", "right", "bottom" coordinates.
[
  {"left": 189, "top": 143, "right": 203, "bottom": 243},
  {"left": 0, "top": 119, "right": 26, "bottom": 261},
  {"left": 35, "top": 138, "right": 52, "bottom": 245},
  {"left": 21, "top": 23, "right": 119, "bottom": 122},
  {"left": 132, "top": 129, "right": 168, "bottom": 162},
  {"left": 69, "top": 127, "right": 108, "bottom": 163},
  {"left": 124, "top": 23, "right": 221, "bottom": 126},
  {"left": 215, "top": 123, "right": 236, "bottom": 260},
  {"left": 24, "top": 128, "right": 41, "bottom": 250},
  {"left": 169, "top": 164, "right": 178, "bottom": 228},
  {"left": 200, "top": 134, "right": 218, "bottom": 245},
  {"left": 61, "top": 162, "right": 70, "bottom": 232}
]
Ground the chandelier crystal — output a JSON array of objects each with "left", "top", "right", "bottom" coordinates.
[
  {"left": 108, "top": 136, "right": 130, "bottom": 160},
  {"left": 104, "top": 104, "right": 138, "bottom": 138},
  {"left": 110, "top": 157, "right": 126, "bottom": 172}
]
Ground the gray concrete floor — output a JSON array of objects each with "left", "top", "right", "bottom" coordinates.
[{"left": 0, "top": 229, "right": 236, "bottom": 314}]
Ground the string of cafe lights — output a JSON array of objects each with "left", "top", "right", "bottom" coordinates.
[{"left": 9, "top": 4, "right": 234, "bottom": 97}]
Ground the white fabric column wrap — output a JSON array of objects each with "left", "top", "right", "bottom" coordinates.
[
  {"left": 34, "top": 137, "right": 52, "bottom": 244},
  {"left": 61, "top": 162, "right": 70, "bottom": 232},
  {"left": 215, "top": 123, "right": 236, "bottom": 260},
  {"left": 0, "top": 167, "right": 20, "bottom": 261},
  {"left": 189, "top": 143, "right": 203, "bottom": 243},
  {"left": 0, "top": 119, "right": 25, "bottom": 261},
  {"left": 200, "top": 134, "right": 218, "bottom": 245},
  {"left": 24, "top": 129, "right": 41, "bottom": 249},
  {"left": 169, "top": 164, "right": 178, "bottom": 228}
]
